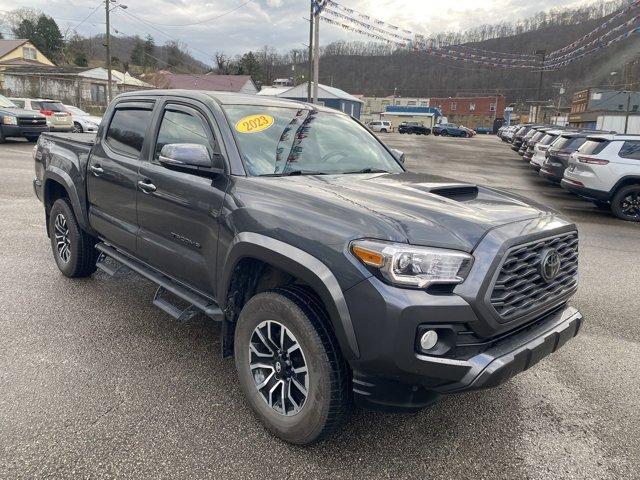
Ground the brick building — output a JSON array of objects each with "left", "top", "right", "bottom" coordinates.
[{"left": 429, "top": 95, "right": 506, "bottom": 128}]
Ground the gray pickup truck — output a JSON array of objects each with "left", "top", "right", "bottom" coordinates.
[{"left": 33, "top": 90, "right": 583, "bottom": 444}]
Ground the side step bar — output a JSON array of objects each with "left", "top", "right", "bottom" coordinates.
[{"left": 95, "top": 242, "right": 223, "bottom": 321}]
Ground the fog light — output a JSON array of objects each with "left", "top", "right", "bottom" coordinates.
[{"left": 420, "top": 330, "right": 438, "bottom": 351}]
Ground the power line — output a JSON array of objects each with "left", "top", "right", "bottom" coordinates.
[
  {"left": 126, "top": 0, "right": 256, "bottom": 27},
  {"left": 70, "top": 2, "right": 103, "bottom": 32}
]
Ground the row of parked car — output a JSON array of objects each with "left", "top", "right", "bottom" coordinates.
[
  {"left": 367, "top": 120, "right": 476, "bottom": 137},
  {"left": 0, "top": 94, "right": 102, "bottom": 142},
  {"left": 498, "top": 123, "right": 640, "bottom": 222}
]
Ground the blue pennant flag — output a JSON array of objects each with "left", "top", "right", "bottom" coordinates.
[{"left": 312, "top": 0, "right": 328, "bottom": 16}]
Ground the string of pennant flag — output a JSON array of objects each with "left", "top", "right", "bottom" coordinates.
[{"left": 312, "top": 0, "right": 640, "bottom": 71}]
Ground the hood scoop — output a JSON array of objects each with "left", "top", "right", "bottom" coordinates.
[{"left": 429, "top": 184, "right": 479, "bottom": 201}]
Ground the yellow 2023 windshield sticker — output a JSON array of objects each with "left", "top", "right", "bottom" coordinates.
[{"left": 235, "top": 114, "right": 274, "bottom": 134}]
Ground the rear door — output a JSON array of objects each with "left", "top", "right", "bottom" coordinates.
[
  {"left": 86, "top": 100, "right": 155, "bottom": 253},
  {"left": 136, "top": 98, "right": 229, "bottom": 294}
]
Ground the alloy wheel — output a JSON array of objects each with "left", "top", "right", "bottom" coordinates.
[
  {"left": 249, "top": 320, "right": 309, "bottom": 416},
  {"left": 54, "top": 213, "right": 71, "bottom": 263},
  {"left": 620, "top": 190, "right": 640, "bottom": 219}
]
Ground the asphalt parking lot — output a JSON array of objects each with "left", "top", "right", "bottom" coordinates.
[{"left": 1, "top": 133, "right": 639, "bottom": 479}]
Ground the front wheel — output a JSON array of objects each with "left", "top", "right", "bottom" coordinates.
[
  {"left": 49, "top": 198, "right": 99, "bottom": 277},
  {"left": 611, "top": 185, "right": 640, "bottom": 222},
  {"left": 440, "top": 130, "right": 449, "bottom": 137},
  {"left": 234, "top": 286, "right": 351, "bottom": 445},
  {"left": 25, "top": 135, "right": 39, "bottom": 142},
  {"left": 72, "top": 122, "right": 83, "bottom": 133}
]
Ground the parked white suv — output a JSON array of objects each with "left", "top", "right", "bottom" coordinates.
[
  {"left": 367, "top": 120, "right": 392, "bottom": 133},
  {"left": 530, "top": 129, "right": 565, "bottom": 170},
  {"left": 562, "top": 133, "right": 640, "bottom": 221}
]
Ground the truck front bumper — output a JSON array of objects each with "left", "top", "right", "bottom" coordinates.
[
  {"left": 344, "top": 277, "right": 583, "bottom": 410},
  {"left": 2, "top": 124, "right": 49, "bottom": 138}
]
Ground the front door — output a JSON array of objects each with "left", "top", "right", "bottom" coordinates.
[
  {"left": 86, "top": 101, "right": 155, "bottom": 253},
  {"left": 136, "top": 99, "right": 228, "bottom": 295}
]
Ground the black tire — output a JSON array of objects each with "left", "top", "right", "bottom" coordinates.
[
  {"left": 72, "top": 122, "right": 83, "bottom": 133},
  {"left": 0, "top": 127, "right": 5, "bottom": 144},
  {"left": 441, "top": 130, "right": 449, "bottom": 137},
  {"left": 380, "top": 129, "right": 388, "bottom": 133},
  {"left": 25, "top": 135, "right": 39, "bottom": 142},
  {"left": 49, "top": 198, "right": 98, "bottom": 277},
  {"left": 461, "top": 132, "right": 469, "bottom": 138},
  {"left": 234, "top": 285, "right": 351, "bottom": 445},
  {"left": 611, "top": 185, "right": 640, "bottom": 222}
]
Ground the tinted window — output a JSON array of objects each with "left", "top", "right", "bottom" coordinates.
[
  {"left": 565, "top": 137, "right": 587, "bottom": 151},
  {"left": 551, "top": 136, "right": 572, "bottom": 149},
  {"left": 39, "top": 102, "right": 66, "bottom": 112},
  {"left": 619, "top": 141, "right": 640, "bottom": 160},
  {"left": 578, "top": 139, "right": 609, "bottom": 155},
  {"left": 105, "top": 108, "right": 153, "bottom": 157},
  {"left": 530, "top": 132, "right": 545, "bottom": 142},
  {"left": 154, "top": 108, "right": 213, "bottom": 159},
  {"left": 539, "top": 134, "right": 557, "bottom": 145}
]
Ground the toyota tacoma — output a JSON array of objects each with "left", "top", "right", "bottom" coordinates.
[{"left": 33, "top": 90, "right": 583, "bottom": 444}]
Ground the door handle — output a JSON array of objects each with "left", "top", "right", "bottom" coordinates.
[
  {"left": 89, "top": 164, "right": 104, "bottom": 176},
  {"left": 137, "top": 180, "right": 157, "bottom": 193}
]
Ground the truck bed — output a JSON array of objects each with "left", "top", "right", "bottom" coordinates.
[{"left": 41, "top": 132, "right": 96, "bottom": 146}]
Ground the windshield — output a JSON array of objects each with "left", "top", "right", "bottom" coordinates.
[
  {"left": 0, "top": 95, "right": 17, "bottom": 108},
  {"left": 223, "top": 105, "right": 404, "bottom": 176}
]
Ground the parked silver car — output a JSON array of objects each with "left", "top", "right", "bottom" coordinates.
[{"left": 63, "top": 105, "right": 102, "bottom": 133}]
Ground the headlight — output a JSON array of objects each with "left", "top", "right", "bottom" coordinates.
[
  {"left": 2, "top": 115, "right": 17, "bottom": 125},
  {"left": 351, "top": 239, "right": 473, "bottom": 288}
]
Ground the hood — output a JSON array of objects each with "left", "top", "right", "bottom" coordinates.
[
  {"left": 244, "top": 172, "right": 559, "bottom": 252},
  {"left": 0, "top": 107, "right": 45, "bottom": 118}
]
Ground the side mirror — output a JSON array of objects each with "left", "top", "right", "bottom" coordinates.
[
  {"left": 159, "top": 143, "right": 224, "bottom": 176},
  {"left": 390, "top": 148, "right": 405, "bottom": 164}
]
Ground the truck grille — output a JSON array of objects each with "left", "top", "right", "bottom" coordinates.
[
  {"left": 18, "top": 117, "right": 46, "bottom": 126},
  {"left": 490, "top": 232, "right": 578, "bottom": 320}
]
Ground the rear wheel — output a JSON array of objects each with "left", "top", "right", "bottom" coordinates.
[
  {"left": 49, "top": 198, "right": 98, "bottom": 277},
  {"left": 441, "top": 130, "right": 449, "bottom": 137},
  {"left": 25, "top": 135, "right": 39, "bottom": 142},
  {"left": 380, "top": 128, "right": 388, "bottom": 133},
  {"left": 234, "top": 286, "right": 351, "bottom": 445},
  {"left": 611, "top": 185, "right": 640, "bottom": 222},
  {"left": 461, "top": 132, "right": 469, "bottom": 138}
]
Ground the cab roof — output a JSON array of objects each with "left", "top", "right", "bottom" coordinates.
[{"left": 117, "top": 89, "right": 339, "bottom": 113}]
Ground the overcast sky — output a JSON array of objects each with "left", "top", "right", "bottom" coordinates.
[{"left": 0, "top": 0, "right": 599, "bottom": 66}]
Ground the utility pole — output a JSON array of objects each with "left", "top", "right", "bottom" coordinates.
[
  {"left": 105, "top": 0, "right": 112, "bottom": 104},
  {"left": 535, "top": 49, "right": 547, "bottom": 123},
  {"left": 307, "top": 0, "right": 313, "bottom": 102},
  {"left": 624, "top": 91, "right": 632, "bottom": 134},
  {"left": 313, "top": 11, "right": 320, "bottom": 104}
]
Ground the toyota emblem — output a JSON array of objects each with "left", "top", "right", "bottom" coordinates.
[{"left": 539, "top": 248, "right": 561, "bottom": 283}]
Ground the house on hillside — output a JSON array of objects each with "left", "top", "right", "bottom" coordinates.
[
  {"left": 0, "top": 39, "right": 55, "bottom": 68},
  {"left": 144, "top": 71, "right": 258, "bottom": 94},
  {"left": 277, "top": 82, "right": 364, "bottom": 119}
]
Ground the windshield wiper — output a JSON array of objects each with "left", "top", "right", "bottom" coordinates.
[
  {"left": 259, "top": 170, "right": 327, "bottom": 177},
  {"left": 344, "top": 168, "right": 389, "bottom": 174}
]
